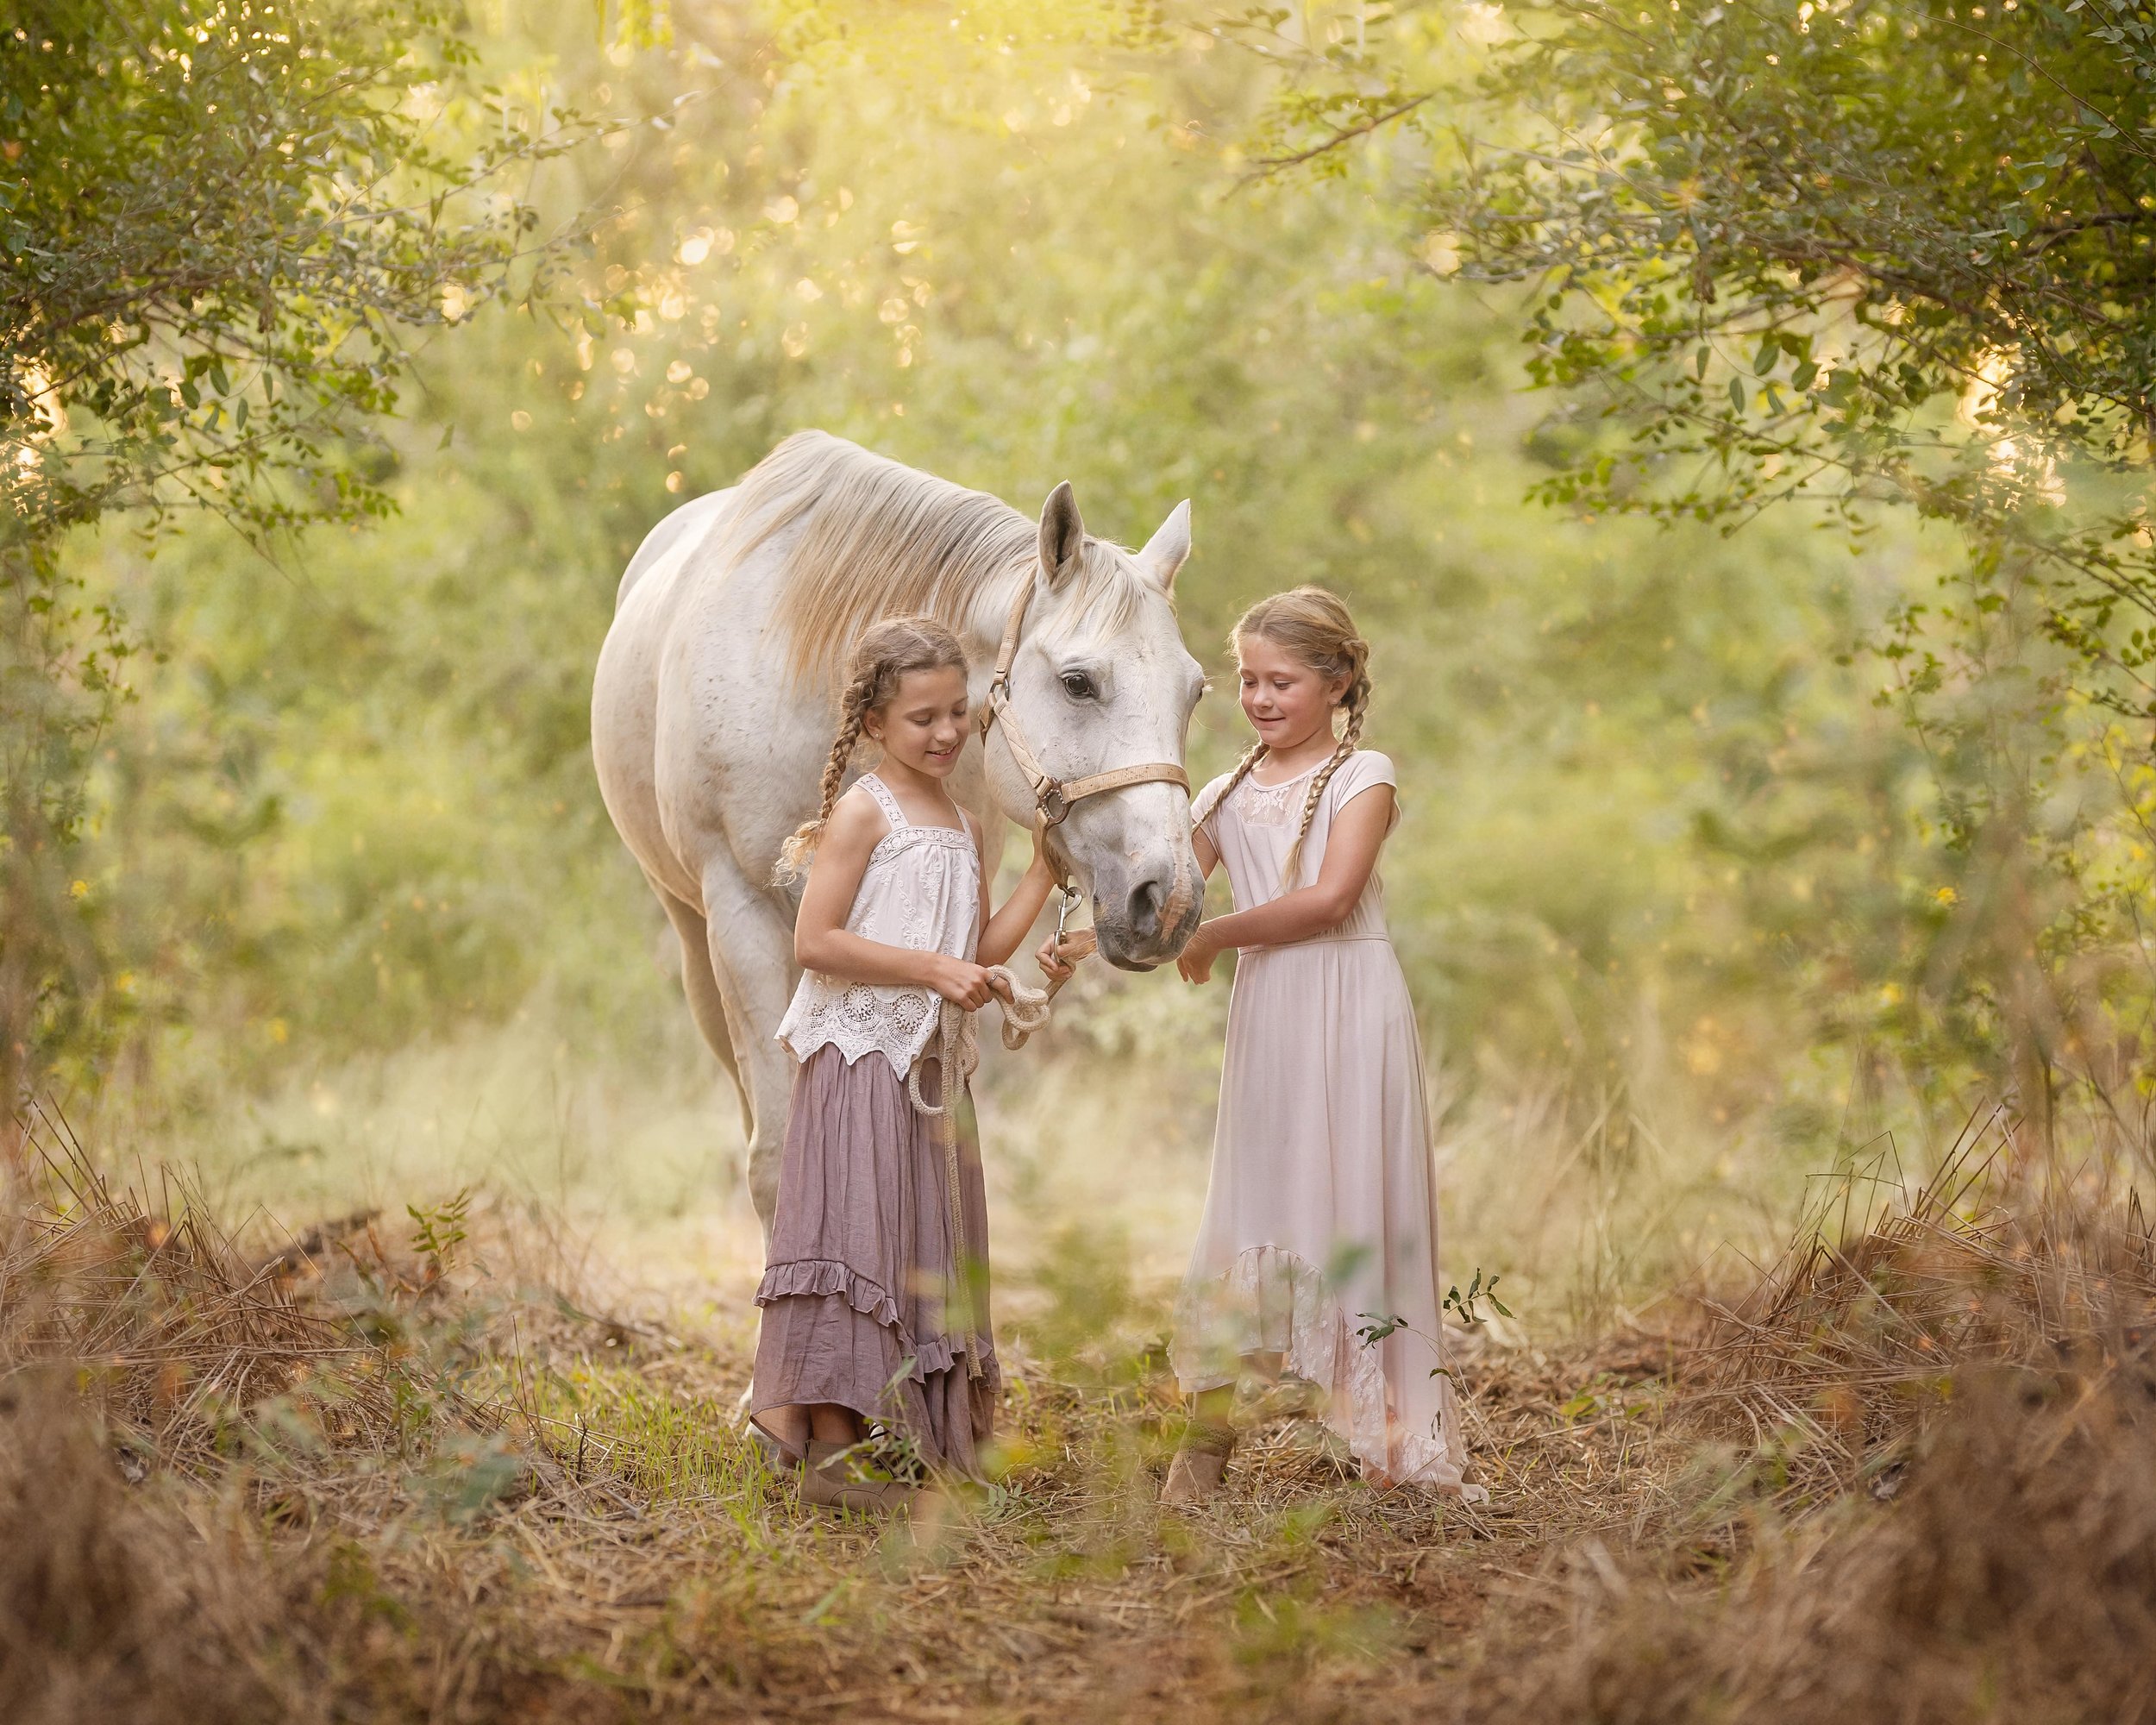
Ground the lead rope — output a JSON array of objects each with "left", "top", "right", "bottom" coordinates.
[{"left": 906, "top": 965, "right": 1055, "bottom": 1379}]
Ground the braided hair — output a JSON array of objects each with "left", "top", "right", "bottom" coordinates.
[
  {"left": 774, "top": 616, "right": 968, "bottom": 881},
  {"left": 1193, "top": 587, "right": 1373, "bottom": 897},
  {"left": 1190, "top": 738, "right": 1269, "bottom": 832}
]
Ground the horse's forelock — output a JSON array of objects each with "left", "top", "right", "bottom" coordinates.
[{"left": 1030, "top": 539, "right": 1162, "bottom": 656}]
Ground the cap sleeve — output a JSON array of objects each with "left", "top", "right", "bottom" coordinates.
[
  {"left": 1193, "top": 772, "right": 1233, "bottom": 841},
  {"left": 1329, "top": 750, "right": 1401, "bottom": 828}
]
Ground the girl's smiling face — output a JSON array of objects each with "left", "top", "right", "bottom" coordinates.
[
  {"left": 1236, "top": 631, "right": 1346, "bottom": 754},
  {"left": 865, "top": 664, "right": 970, "bottom": 780}
]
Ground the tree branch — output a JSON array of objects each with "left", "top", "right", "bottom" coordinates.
[{"left": 1248, "top": 93, "right": 1434, "bottom": 175}]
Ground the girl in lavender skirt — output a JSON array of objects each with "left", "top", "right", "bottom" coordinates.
[{"left": 755, "top": 617, "right": 1062, "bottom": 1514}]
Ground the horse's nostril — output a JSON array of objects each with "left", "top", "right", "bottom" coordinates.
[{"left": 1128, "top": 877, "right": 1165, "bottom": 942}]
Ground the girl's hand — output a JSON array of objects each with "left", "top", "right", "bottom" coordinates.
[
  {"left": 925, "top": 955, "right": 996, "bottom": 1009},
  {"left": 1176, "top": 925, "right": 1222, "bottom": 984},
  {"left": 1024, "top": 815, "right": 1061, "bottom": 884},
  {"left": 1035, "top": 926, "right": 1095, "bottom": 984}
]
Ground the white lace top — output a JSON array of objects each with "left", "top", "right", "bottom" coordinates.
[{"left": 775, "top": 773, "right": 982, "bottom": 1079}]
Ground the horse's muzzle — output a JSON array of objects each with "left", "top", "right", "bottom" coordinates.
[{"left": 1093, "top": 859, "right": 1204, "bottom": 970}]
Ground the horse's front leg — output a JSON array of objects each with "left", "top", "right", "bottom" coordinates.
[{"left": 699, "top": 850, "right": 800, "bottom": 1239}]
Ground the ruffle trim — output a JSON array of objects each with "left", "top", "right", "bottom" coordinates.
[
  {"left": 753, "top": 1257, "right": 978, "bottom": 1382},
  {"left": 1173, "top": 1244, "right": 1483, "bottom": 1498}
]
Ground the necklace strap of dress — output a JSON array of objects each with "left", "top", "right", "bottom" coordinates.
[{"left": 860, "top": 772, "right": 909, "bottom": 831}]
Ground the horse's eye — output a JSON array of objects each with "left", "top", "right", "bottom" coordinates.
[{"left": 1060, "top": 672, "right": 1096, "bottom": 700}]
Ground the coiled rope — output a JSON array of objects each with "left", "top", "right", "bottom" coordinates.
[{"left": 907, "top": 965, "right": 1054, "bottom": 1379}]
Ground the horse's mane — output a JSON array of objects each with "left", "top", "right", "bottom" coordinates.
[{"left": 726, "top": 431, "right": 1147, "bottom": 685}]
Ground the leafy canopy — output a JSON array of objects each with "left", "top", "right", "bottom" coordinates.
[
  {"left": 1236, "top": 0, "right": 2156, "bottom": 713},
  {"left": 2, "top": 0, "right": 586, "bottom": 546},
  {"left": 0, "top": 0, "right": 590, "bottom": 1096}
]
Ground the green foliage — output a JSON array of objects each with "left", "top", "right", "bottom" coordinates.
[
  {"left": 3, "top": 0, "right": 586, "bottom": 543},
  {"left": 0, "top": 0, "right": 598, "bottom": 1096},
  {"left": 515, "top": 1356, "right": 761, "bottom": 1502},
  {"left": 1225, "top": 0, "right": 2156, "bottom": 1101},
  {"left": 1444, "top": 1267, "right": 1510, "bottom": 1323},
  {"left": 1235, "top": 4, "right": 2156, "bottom": 630},
  {"left": 406, "top": 1187, "right": 471, "bottom": 1268},
  {"left": 38, "top": 2, "right": 1984, "bottom": 1153},
  {"left": 1359, "top": 1269, "right": 1507, "bottom": 1346},
  {"left": 1438, "top": 3, "right": 2154, "bottom": 546}
]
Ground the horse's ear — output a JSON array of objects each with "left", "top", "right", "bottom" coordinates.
[
  {"left": 1138, "top": 499, "right": 1191, "bottom": 591},
  {"left": 1038, "top": 481, "right": 1087, "bottom": 589}
]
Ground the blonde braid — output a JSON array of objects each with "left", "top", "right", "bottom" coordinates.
[
  {"left": 775, "top": 674, "right": 876, "bottom": 881},
  {"left": 1279, "top": 668, "right": 1369, "bottom": 893},
  {"left": 1191, "top": 741, "right": 1269, "bottom": 832}
]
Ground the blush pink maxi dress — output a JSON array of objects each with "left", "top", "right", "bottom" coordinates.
[{"left": 1173, "top": 750, "right": 1475, "bottom": 1491}]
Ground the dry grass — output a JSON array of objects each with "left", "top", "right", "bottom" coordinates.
[
  {"left": 1682, "top": 1104, "right": 2155, "bottom": 1501},
  {"left": 3, "top": 1100, "right": 2153, "bottom": 1723},
  {"left": 1512, "top": 1107, "right": 2156, "bottom": 1725}
]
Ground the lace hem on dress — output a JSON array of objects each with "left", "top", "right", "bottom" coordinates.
[{"left": 1171, "top": 1244, "right": 1482, "bottom": 1496}]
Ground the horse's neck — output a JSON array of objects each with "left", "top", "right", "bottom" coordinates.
[
  {"left": 960, "top": 562, "right": 1034, "bottom": 834},
  {"left": 962, "top": 562, "right": 1031, "bottom": 666}
]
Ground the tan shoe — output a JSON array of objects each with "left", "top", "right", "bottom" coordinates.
[
  {"left": 748, "top": 1417, "right": 806, "bottom": 1477},
  {"left": 1162, "top": 1419, "right": 1237, "bottom": 1504},
  {"left": 801, "top": 1440, "right": 918, "bottom": 1516}
]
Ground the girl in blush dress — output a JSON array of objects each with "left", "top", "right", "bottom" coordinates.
[{"left": 1159, "top": 588, "right": 1476, "bottom": 1501}]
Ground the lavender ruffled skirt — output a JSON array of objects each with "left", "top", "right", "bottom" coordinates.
[{"left": 750, "top": 1044, "right": 1000, "bottom": 1475}]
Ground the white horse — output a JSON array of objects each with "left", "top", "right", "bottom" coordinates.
[{"left": 591, "top": 432, "right": 1206, "bottom": 1226}]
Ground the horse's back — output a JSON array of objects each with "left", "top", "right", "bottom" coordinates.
[
  {"left": 594, "top": 488, "right": 745, "bottom": 902},
  {"left": 617, "top": 487, "right": 734, "bottom": 609},
  {"left": 593, "top": 485, "right": 819, "bottom": 900}
]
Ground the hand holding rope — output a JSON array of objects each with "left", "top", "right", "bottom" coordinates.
[{"left": 906, "top": 964, "right": 1056, "bottom": 1378}]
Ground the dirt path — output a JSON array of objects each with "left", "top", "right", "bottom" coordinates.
[{"left": 258, "top": 1295, "right": 1687, "bottom": 1723}]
